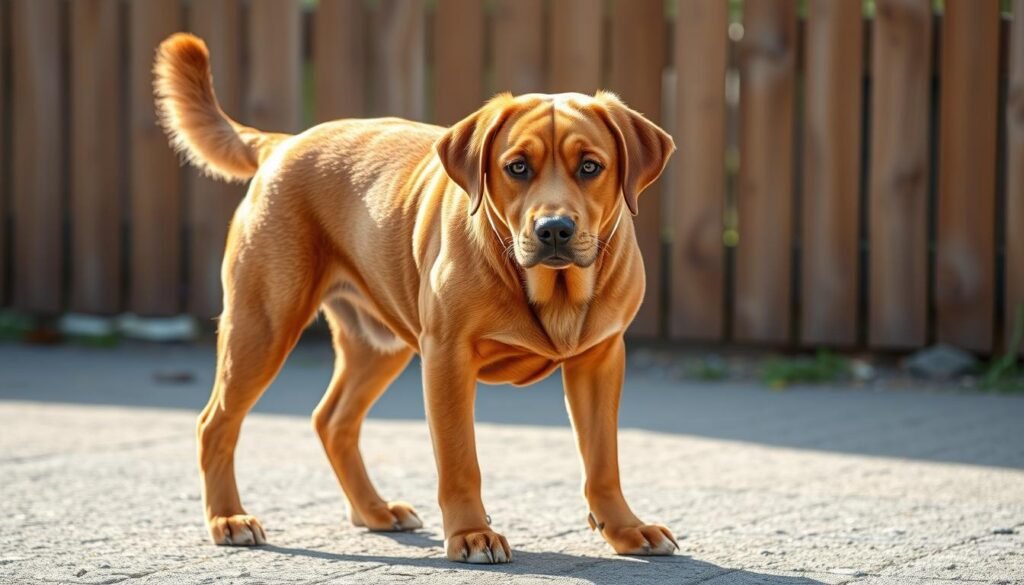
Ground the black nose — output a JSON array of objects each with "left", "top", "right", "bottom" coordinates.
[{"left": 534, "top": 216, "right": 576, "bottom": 247}]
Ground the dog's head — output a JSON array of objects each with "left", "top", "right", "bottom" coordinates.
[{"left": 436, "top": 92, "right": 674, "bottom": 271}]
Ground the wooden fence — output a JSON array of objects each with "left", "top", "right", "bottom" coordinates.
[{"left": 0, "top": 0, "right": 1021, "bottom": 354}]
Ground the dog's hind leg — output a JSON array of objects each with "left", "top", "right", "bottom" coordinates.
[
  {"left": 313, "top": 298, "right": 420, "bottom": 532},
  {"left": 197, "top": 231, "right": 327, "bottom": 546}
]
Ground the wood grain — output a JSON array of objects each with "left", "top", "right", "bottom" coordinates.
[
  {"left": 868, "top": 0, "right": 932, "bottom": 349},
  {"left": 0, "top": 0, "right": 7, "bottom": 306},
  {"left": 669, "top": 0, "right": 727, "bottom": 340},
  {"left": 11, "top": 0, "right": 64, "bottom": 314},
  {"left": 492, "top": 0, "right": 546, "bottom": 94},
  {"left": 734, "top": 0, "right": 797, "bottom": 344},
  {"left": 935, "top": 0, "right": 999, "bottom": 353},
  {"left": 315, "top": 0, "right": 367, "bottom": 122},
  {"left": 549, "top": 0, "right": 602, "bottom": 95},
  {"left": 129, "top": 0, "right": 182, "bottom": 316},
  {"left": 1008, "top": 0, "right": 1024, "bottom": 353},
  {"left": 434, "top": 0, "right": 484, "bottom": 125},
  {"left": 70, "top": 0, "right": 122, "bottom": 315},
  {"left": 247, "top": 0, "right": 301, "bottom": 132},
  {"left": 188, "top": 0, "right": 244, "bottom": 319},
  {"left": 608, "top": 0, "right": 667, "bottom": 338},
  {"left": 367, "top": 0, "right": 425, "bottom": 120},
  {"left": 800, "top": 0, "right": 863, "bottom": 346}
]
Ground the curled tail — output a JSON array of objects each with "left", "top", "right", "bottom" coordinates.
[{"left": 154, "top": 33, "right": 288, "bottom": 182}]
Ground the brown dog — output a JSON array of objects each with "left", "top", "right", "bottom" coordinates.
[{"left": 154, "top": 33, "right": 676, "bottom": 564}]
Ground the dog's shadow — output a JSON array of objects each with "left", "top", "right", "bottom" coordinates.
[{"left": 257, "top": 531, "right": 828, "bottom": 584}]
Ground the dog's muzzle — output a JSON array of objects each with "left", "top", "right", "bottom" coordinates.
[{"left": 533, "top": 216, "right": 576, "bottom": 268}]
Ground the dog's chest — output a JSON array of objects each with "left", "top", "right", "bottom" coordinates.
[
  {"left": 473, "top": 309, "right": 618, "bottom": 386},
  {"left": 474, "top": 335, "right": 562, "bottom": 386}
]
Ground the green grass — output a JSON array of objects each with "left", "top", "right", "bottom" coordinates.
[
  {"left": 761, "top": 350, "right": 849, "bottom": 389},
  {"left": 980, "top": 304, "right": 1024, "bottom": 393},
  {"left": 685, "top": 356, "right": 730, "bottom": 381},
  {"left": 0, "top": 312, "right": 33, "bottom": 342},
  {"left": 70, "top": 332, "right": 121, "bottom": 349}
]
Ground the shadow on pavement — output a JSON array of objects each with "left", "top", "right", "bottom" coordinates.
[
  {"left": 259, "top": 543, "right": 829, "bottom": 584},
  {"left": 2, "top": 341, "right": 1023, "bottom": 469}
]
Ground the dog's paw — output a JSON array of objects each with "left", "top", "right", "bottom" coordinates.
[
  {"left": 350, "top": 500, "right": 423, "bottom": 532},
  {"left": 446, "top": 529, "right": 511, "bottom": 564},
  {"left": 208, "top": 514, "right": 267, "bottom": 546},
  {"left": 602, "top": 523, "right": 678, "bottom": 556}
]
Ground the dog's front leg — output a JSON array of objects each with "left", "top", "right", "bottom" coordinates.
[
  {"left": 562, "top": 335, "right": 679, "bottom": 556},
  {"left": 421, "top": 335, "right": 511, "bottom": 564}
]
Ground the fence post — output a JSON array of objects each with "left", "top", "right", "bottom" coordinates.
[
  {"left": 800, "top": 0, "right": 863, "bottom": 347},
  {"left": 868, "top": 0, "right": 932, "bottom": 349},
  {"left": 549, "top": 0, "right": 602, "bottom": 95},
  {"left": 936, "top": 0, "right": 999, "bottom": 353},
  {"left": 315, "top": 0, "right": 367, "bottom": 123},
  {"left": 609, "top": 0, "right": 668, "bottom": 338},
  {"left": 367, "top": 0, "right": 425, "bottom": 121},
  {"left": 670, "top": 0, "right": 728, "bottom": 341},
  {"left": 247, "top": 0, "right": 302, "bottom": 132},
  {"left": 70, "top": 0, "right": 122, "bottom": 315},
  {"left": 493, "top": 0, "right": 546, "bottom": 94},
  {"left": 0, "top": 0, "right": 7, "bottom": 307},
  {"left": 734, "top": 0, "right": 797, "bottom": 344},
  {"left": 1008, "top": 0, "right": 1024, "bottom": 354},
  {"left": 188, "top": 0, "right": 245, "bottom": 320},
  {"left": 434, "top": 0, "right": 484, "bottom": 126},
  {"left": 11, "top": 0, "right": 64, "bottom": 314},
  {"left": 129, "top": 0, "right": 182, "bottom": 317}
]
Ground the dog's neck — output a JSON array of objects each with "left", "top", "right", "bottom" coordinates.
[{"left": 471, "top": 197, "right": 611, "bottom": 353}]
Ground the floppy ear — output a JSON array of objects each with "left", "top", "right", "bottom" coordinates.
[
  {"left": 435, "top": 94, "right": 516, "bottom": 215},
  {"left": 595, "top": 92, "right": 675, "bottom": 215}
]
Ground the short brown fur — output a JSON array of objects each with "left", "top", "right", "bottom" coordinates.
[{"left": 155, "top": 33, "right": 676, "bottom": 563}]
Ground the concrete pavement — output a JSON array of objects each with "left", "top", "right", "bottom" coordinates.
[{"left": 1, "top": 342, "right": 1023, "bottom": 584}]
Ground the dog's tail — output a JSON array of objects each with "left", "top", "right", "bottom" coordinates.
[{"left": 154, "top": 33, "right": 288, "bottom": 182}]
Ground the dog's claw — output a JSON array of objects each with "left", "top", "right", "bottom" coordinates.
[
  {"left": 447, "top": 529, "right": 510, "bottom": 564},
  {"left": 208, "top": 514, "right": 267, "bottom": 546}
]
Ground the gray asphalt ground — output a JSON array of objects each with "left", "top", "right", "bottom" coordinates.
[{"left": 1, "top": 341, "right": 1023, "bottom": 584}]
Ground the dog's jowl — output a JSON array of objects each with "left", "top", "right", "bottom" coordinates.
[{"left": 154, "top": 33, "right": 676, "bottom": 564}]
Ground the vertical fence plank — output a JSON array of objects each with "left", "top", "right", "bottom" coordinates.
[
  {"left": 246, "top": 0, "right": 299, "bottom": 133},
  {"left": 1008, "top": 0, "right": 1024, "bottom": 352},
  {"left": 0, "top": 0, "right": 6, "bottom": 306},
  {"left": 188, "top": 0, "right": 244, "bottom": 319},
  {"left": 493, "top": 0, "right": 546, "bottom": 94},
  {"left": 609, "top": 0, "right": 667, "bottom": 338},
  {"left": 669, "top": 0, "right": 727, "bottom": 340},
  {"left": 734, "top": 0, "right": 797, "bottom": 344},
  {"left": 130, "top": 0, "right": 182, "bottom": 316},
  {"left": 868, "top": 0, "right": 932, "bottom": 349},
  {"left": 800, "top": 0, "right": 863, "bottom": 346},
  {"left": 935, "top": 1, "right": 999, "bottom": 353},
  {"left": 11, "top": 0, "right": 63, "bottom": 314},
  {"left": 315, "top": 0, "right": 366, "bottom": 122},
  {"left": 606, "top": 0, "right": 663, "bottom": 336},
  {"left": 367, "top": 0, "right": 425, "bottom": 120},
  {"left": 434, "top": 0, "right": 484, "bottom": 125},
  {"left": 247, "top": 0, "right": 301, "bottom": 132},
  {"left": 70, "top": 0, "right": 121, "bottom": 315},
  {"left": 549, "top": 0, "right": 602, "bottom": 94}
]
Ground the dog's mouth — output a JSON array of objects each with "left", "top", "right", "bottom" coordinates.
[
  {"left": 517, "top": 242, "right": 597, "bottom": 270},
  {"left": 540, "top": 255, "right": 573, "bottom": 269}
]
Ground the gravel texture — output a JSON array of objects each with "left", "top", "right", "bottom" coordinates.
[{"left": 1, "top": 342, "right": 1023, "bottom": 584}]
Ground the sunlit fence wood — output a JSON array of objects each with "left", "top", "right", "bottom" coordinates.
[{"left": 0, "top": 0, "right": 1019, "bottom": 354}]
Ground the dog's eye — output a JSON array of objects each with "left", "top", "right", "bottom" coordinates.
[
  {"left": 579, "top": 160, "right": 603, "bottom": 178},
  {"left": 505, "top": 160, "right": 530, "bottom": 179}
]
